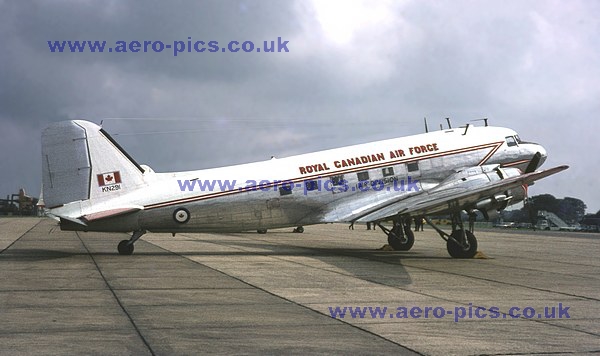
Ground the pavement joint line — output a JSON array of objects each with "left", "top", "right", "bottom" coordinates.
[
  {"left": 144, "top": 236, "right": 424, "bottom": 355},
  {"left": 0, "top": 328, "right": 145, "bottom": 336},
  {"left": 395, "top": 262, "right": 600, "bottom": 302},
  {"left": 466, "top": 250, "right": 600, "bottom": 269},
  {"left": 241, "top": 232, "right": 600, "bottom": 302},
  {"left": 0, "top": 219, "right": 43, "bottom": 254},
  {"left": 461, "top": 258, "right": 600, "bottom": 275},
  {"left": 174, "top": 231, "right": 600, "bottom": 338},
  {"left": 477, "top": 350, "right": 600, "bottom": 356},
  {"left": 109, "top": 287, "right": 253, "bottom": 290},
  {"left": 75, "top": 232, "right": 156, "bottom": 356},
  {"left": 477, "top": 228, "right": 600, "bottom": 240},
  {"left": 1, "top": 301, "right": 291, "bottom": 309},
  {"left": 0, "top": 288, "right": 115, "bottom": 292},
  {"left": 2, "top": 219, "right": 597, "bottom": 354}
]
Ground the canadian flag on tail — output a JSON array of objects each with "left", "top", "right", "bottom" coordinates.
[{"left": 97, "top": 171, "right": 122, "bottom": 186}]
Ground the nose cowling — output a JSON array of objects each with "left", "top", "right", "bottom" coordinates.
[
  {"left": 537, "top": 145, "right": 547, "bottom": 167},
  {"left": 524, "top": 145, "right": 547, "bottom": 173}
]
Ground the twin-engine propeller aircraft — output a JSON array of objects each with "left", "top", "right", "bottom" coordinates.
[{"left": 42, "top": 120, "right": 567, "bottom": 257}]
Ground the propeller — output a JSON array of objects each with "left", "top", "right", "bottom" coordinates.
[{"left": 524, "top": 152, "right": 542, "bottom": 173}]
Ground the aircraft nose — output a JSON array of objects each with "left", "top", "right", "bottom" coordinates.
[
  {"left": 524, "top": 144, "right": 547, "bottom": 173},
  {"left": 537, "top": 145, "right": 547, "bottom": 166}
]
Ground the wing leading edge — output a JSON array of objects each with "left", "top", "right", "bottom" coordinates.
[{"left": 353, "top": 165, "right": 569, "bottom": 223}]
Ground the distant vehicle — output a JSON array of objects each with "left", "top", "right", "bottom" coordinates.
[
  {"left": 581, "top": 225, "right": 600, "bottom": 233},
  {"left": 536, "top": 219, "right": 554, "bottom": 231},
  {"left": 0, "top": 188, "right": 38, "bottom": 216},
  {"left": 536, "top": 211, "right": 580, "bottom": 231},
  {"left": 494, "top": 222, "right": 516, "bottom": 228},
  {"left": 558, "top": 225, "right": 583, "bottom": 232}
]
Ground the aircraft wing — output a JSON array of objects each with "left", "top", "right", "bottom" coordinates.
[{"left": 353, "top": 165, "right": 568, "bottom": 223}]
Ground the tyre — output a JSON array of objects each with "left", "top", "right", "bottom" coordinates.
[
  {"left": 118, "top": 240, "right": 134, "bottom": 255},
  {"left": 387, "top": 226, "right": 415, "bottom": 251},
  {"left": 447, "top": 230, "right": 477, "bottom": 258}
]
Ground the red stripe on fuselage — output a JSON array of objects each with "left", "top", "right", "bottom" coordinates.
[{"left": 145, "top": 141, "right": 505, "bottom": 210}]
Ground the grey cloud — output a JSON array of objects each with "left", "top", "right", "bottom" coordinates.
[{"left": 0, "top": 0, "right": 598, "bottom": 212}]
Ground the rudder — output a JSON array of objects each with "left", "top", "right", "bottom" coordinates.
[{"left": 42, "top": 120, "right": 145, "bottom": 208}]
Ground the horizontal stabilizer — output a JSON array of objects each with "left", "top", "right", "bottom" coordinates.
[
  {"left": 49, "top": 206, "right": 143, "bottom": 227},
  {"left": 52, "top": 214, "right": 87, "bottom": 226},
  {"left": 82, "top": 207, "right": 143, "bottom": 223}
]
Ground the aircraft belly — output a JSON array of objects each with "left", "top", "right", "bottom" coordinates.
[{"left": 138, "top": 195, "right": 319, "bottom": 233}]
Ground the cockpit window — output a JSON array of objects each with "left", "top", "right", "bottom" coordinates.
[
  {"left": 514, "top": 135, "right": 522, "bottom": 144},
  {"left": 505, "top": 136, "right": 517, "bottom": 147}
]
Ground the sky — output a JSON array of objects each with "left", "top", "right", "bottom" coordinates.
[{"left": 1, "top": 0, "right": 599, "bottom": 213}]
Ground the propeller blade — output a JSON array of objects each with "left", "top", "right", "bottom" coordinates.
[{"left": 525, "top": 152, "right": 542, "bottom": 173}]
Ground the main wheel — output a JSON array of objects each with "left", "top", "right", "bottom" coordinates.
[
  {"left": 387, "top": 226, "right": 415, "bottom": 251},
  {"left": 447, "top": 230, "right": 477, "bottom": 258},
  {"left": 118, "top": 240, "right": 134, "bottom": 255},
  {"left": 294, "top": 226, "right": 304, "bottom": 233},
  {"left": 257, "top": 229, "right": 267, "bottom": 234}
]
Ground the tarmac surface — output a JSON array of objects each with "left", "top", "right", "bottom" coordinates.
[{"left": 0, "top": 217, "right": 598, "bottom": 355}]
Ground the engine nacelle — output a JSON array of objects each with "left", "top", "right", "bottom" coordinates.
[
  {"left": 475, "top": 183, "right": 527, "bottom": 220},
  {"left": 434, "top": 164, "right": 504, "bottom": 191},
  {"left": 435, "top": 166, "right": 528, "bottom": 220}
]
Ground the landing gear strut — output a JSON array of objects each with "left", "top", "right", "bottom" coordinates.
[
  {"left": 377, "top": 218, "right": 415, "bottom": 251},
  {"left": 425, "top": 212, "right": 478, "bottom": 258},
  {"left": 118, "top": 229, "right": 146, "bottom": 255}
]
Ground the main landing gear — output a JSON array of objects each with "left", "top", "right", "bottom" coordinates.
[
  {"left": 425, "top": 211, "right": 478, "bottom": 258},
  {"left": 118, "top": 229, "right": 146, "bottom": 255},
  {"left": 377, "top": 211, "right": 478, "bottom": 258},
  {"left": 377, "top": 219, "right": 415, "bottom": 251}
]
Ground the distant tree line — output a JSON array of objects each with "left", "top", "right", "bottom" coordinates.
[
  {"left": 580, "top": 209, "right": 600, "bottom": 229},
  {"left": 500, "top": 194, "right": 587, "bottom": 225}
]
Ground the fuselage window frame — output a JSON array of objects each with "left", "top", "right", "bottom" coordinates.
[
  {"left": 304, "top": 180, "right": 319, "bottom": 191},
  {"left": 357, "top": 171, "right": 369, "bottom": 182},
  {"left": 407, "top": 162, "right": 419, "bottom": 172},
  {"left": 506, "top": 136, "right": 518, "bottom": 147}
]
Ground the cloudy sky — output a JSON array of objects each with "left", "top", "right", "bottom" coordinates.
[{"left": 1, "top": 0, "right": 598, "bottom": 213}]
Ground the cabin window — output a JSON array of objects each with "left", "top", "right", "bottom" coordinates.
[
  {"left": 304, "top": 180, "right": 318, "bottom": 191},
  {"left": 331, "top": 174, "right": 345, "bottom": 186},
  {"left": 279, "top": 185, "right": 292, "bottom": 196},
  {"left": 382, "top": 167, "right": 394, "bottom": 177},
  {"left": 407, "top": 162, "right": 419, "bottom": 172},
  {"left": 357, "top": 171, "right": 369, "bottom": 182},
  {"left": 506, "top": 136, "right": 517, "bottom": 147}
]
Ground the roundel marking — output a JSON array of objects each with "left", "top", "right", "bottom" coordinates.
[{"left": 173, "top": 207, "right": 190, "bottom": 224}]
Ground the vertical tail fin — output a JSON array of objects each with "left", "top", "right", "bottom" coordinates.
[{"left": 42, "top": 120, "right": 145, "bottom": 208}]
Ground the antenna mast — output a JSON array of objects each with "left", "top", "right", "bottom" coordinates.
[{"left": 445, "top": 117, "right": 452, "bottom": 129}]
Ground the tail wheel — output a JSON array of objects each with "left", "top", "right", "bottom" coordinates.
[
  {"left": 447, "top": 230, "right": 477, "bottom": 258},
  {"left": 257, "top": 229, "right": 267, "bottom": 234},
  {"left": 387, "top": 226, "right": 415, "bottom": 251},
  {"left": 118, "top": 240, "right": 134, "bottom": 255}
]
